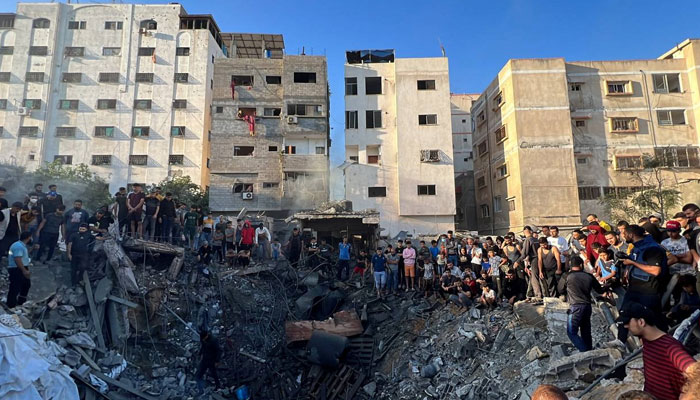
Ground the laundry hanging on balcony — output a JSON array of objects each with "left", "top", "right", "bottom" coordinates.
[
  {"left": 243, "top": 114, "right": 255, "bottom": 136},
  {"left": 230, "top": 81, "right": 235, "bottom": 100}
]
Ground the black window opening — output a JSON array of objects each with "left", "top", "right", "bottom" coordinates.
[
  {"left": 368, "top": 187, "right": 387, "bottom": 197},
  {"left": 169, "top": 155, "right": 184, "bottom": 165},
  {"left": 417, "top": 185, "right": 436, "bottom": 196},
  {"left": 266, "top": 75, "right": 281, "bottom": 84},
  {"left": 417, "top": 80, "right": 436, "bottom": 90},
  {"left": 232, "top": 75, "right": 254, "bottom": 86},
  {"left": 234, "top": 146, "right": 255, "bottom": 156},
  {"left": 345, "top": 77, "right": 357, "bottom": 95},
  {"left": 233, "top": 183, "right": 254, "bottom": 193},
  {"left": 294, "top": 72, "right": 316, "bottom": 83},
  {"left": 366, "top": 110, "right": 382, "bottom": 129},
  {"left": 129, "top": 155, "right": 148, "bottom": 165},
  {"left": 97, "top": 99, "right": 117, "bottom": 110},
  {"left": 176, "top": 47, "right": 190, "bottom": 56},
  {"left": 365, "top": 77, "right": 382, "bottom": 95}
]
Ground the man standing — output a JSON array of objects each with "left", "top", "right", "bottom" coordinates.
[
  {"left": 445, "top": 231, "right": 458, "bottom": 267},
  {"left": 127, "top": 184, "right": 145, "bottom": 239},
  {"left": 112, "top": 187, "right": 128, "bottom": 236},
  {"left": 183, "top": 205, "right": 200, "bottom": 250},
  {"left": 558, "top": 257, "right": 603, "bottom": 352},
  {"left": 587, "top": 213, "right": 612, "bottom": 232},
  {"left": 46, "top": 184, "right": 64, "bottom": 206},
  {"left": 64, "top": 200, "right": 89, "bottom": 244},
  {"left": 35, "top": 205, "right": 65, "bottom": 263},
  {"left": 67, "top": 223, "right": 95, "bottom": 286},
  {"left": 0, "top": 186, "right": 7, "bottom": 210},
  {"left": 519, "top": 226, "right": 542, "bottom": 300},
  {"left": 0, "top": 202, "right": 23, "bottom": 262},
  {"left": 255, "top": 223, "right": 271, "bottom": 261},
  {"left": 547, "top": 226, "right": 569, "bottom": 269},
  {"left": 142, "top": 192, "right": 160, "bottom": 241},
  {"left": 159, "top": 192, "right": 176, "bottom": 243},
  {"left": 6, "top": 231, "right": 33, "bottom": 308},
  {"left": 618, "top": 302, "right": 696, "bottom": 400},
  {"left": 661, "top": 220, "right": 694, "bottom": 308},
  {"left": 537, "top": 237, "right": 562, "bottom": 297},
  {"left": 371, "top": 248, "right": 387, "bottom": 298},
  {"left": 40, "top": 190, "right": 63, "bottom": 218},
  {"left": 337, "top": 236, "right": 351, "bottom": 281},
  {"left": 196, "top": 329, "right": 221, "bottom": 394},
  {"left": 306, "top": 237, "right": 319, "bottom": 269},
  {"left": 402, "top": 240, "right": 417, "bottom": 291},
  {"left": 605, "top": 231, "right": 632, "bottom": 255},
  {"left": 286, "top": 227, "right": 302, "bottom": 267}
]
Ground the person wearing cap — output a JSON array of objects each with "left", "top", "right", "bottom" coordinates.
[
  {"left": 0, "top": 202, "right": 24, "bottom": 262},
  {"left": 40, "top": 190, "right": 62, "bottom": 218},
  {"left": 6, "top": 231, "right": 34, "bottom": 308},
  {"left": 618, "top": 301, "right": 696, "bottom": 400},
  {"left": 67, "top": 223, "right": 95, "bottom": 286},
  {"left": 649, "top": 212, "right": 664, "bottom": 227},
  {"left": 87, "top": 208, "right": 113, "bottom": 237},
  {"left": 557, "top": 257, "right": 603, "bottom": 352},
  {"left": 660, "top": 220, "right": 694, "bottom": 308},
  {"left": 46, "top": 184, "right": 64, "bottom": 205}
]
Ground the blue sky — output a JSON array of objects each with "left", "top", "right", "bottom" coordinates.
[{"left": 10, "top": 0, "right": 700, "bottom": 166}]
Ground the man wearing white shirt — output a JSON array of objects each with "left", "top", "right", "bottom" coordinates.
[
  {"left": 547, "top": 226, "right": 570, "bottom": 269},
  {"left": 254, "top": 223, "right": 271, "bottom": 261}
]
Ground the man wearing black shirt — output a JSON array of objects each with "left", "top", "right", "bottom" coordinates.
[
  {"left": 40, "top": 191, "right": 62, "bottom": 218},
  {"left": 46, "top": 185, "right": 64, "bottom": 206},
  {"left": 195, "top": 329, "right": 221, "bottom": 393},
  {"left": 519, "top": 226, "right": 543, "bottom": 299},
  {"left": 114, "top": 188, "right": 128, "bottom": 236},
  {"left": 439, "top": 269, "right": 459, "bottom": 300},
  {"left": 88, "top": 209, "right": 113, "bottom": 237},
  {"left": 67, "top": 223, "right": 95, "bottom": 286},
  {"left": 142, "top": 192, "right": 160, "bottom": 241},
  {"left": 0, "top": 186, "right": 8, "bottom": 210},
  {"left": 0, "top": 202, "right": 23, "bottom": 262},
  {"left": 159, "top": 192, "right": 176, "bottom": 243},
  {"left": 26, "top": 183, "right": 45, "bottom": 205},
  {"left": 503, "top": 268, "right": 527, "bottom": 305},
  {"left": 558, "top": 257, "right": 603, "bottom": 351},
  {"left": 36, "top": 205, "right": 66, "bottom": 263},
  {"left": 197, "top": 241, "right": 213, "bottom": 274}
]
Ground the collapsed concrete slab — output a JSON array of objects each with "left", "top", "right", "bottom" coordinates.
[{"left": 285, "top": 310, "right": 364, "bottom": 343}]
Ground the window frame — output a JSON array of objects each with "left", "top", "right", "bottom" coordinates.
[
  {"left": 368, "top": 186, "right": 387, "bottom": 198},
  {"left": 231, "top": 75, "right": 254, "bottom": 86},
  {"left": 578, "top": 186, "right": 602, "bottom": 200},
  {"left": 417, "top": 184, "right": 436, "bottom": 196},
  {"left": 417, "top": 79, "right": 436, "bottom": 90},
  {"left": 138, "top": 47, "right": 155, "bottom": 56},
  {"left": 96, "top": 99, "right": 117, "bottom": 110},
  {"left": 129, "top": 155, "right": 148, "bottom": 166},
  {"left": 418, "top": 114, "right": 438, "bottom": 125},
  {"left": 29, "top": 46, "right": 48, "bottom": 56},
  {"left": 99, "top": 73, "right": 120, "bottom": 83},
  {"left": 365, "top": 76, "right": 382, "bottom": 95},
  {"left": 496, "top": 163, "right": 508, "bottom": 179},
  {"left": 94, "top": 126, "right": 115, "bottom": 137},
  {"left": 91, "top": 155, "right": 112, "bottom": 166},
  {"left": 345, "top": 77, "right": 357, "bottom": 95},
  {"left": 610, "top": 117, "right": 639, "bottom": 133},
  {"left": 263, "top": 107, "right": 281, "bottom": 117},
  {"left": 652, "top": 73, "right": 681, "bottom": 94},
  {"left": 134, "top": 99, "right": 152, "bottom": 110},
  {"left": 55, "top": 126, "right": 76, "bottom": 137},
  {"left": 64, "top": 47, "right": 85, "bottom": 57},
  {"left": 102, "top": 47, "right": 121, "bottom": 56},
  {"left": 175, "top": 47, "right": 190, "bottom": 56},
  {"left": 366, "top": 110, "right": 382, "bottom": 129},
  {"left": 172, "top": 99, "right": 187, "bottom": 109},
  {"left": 26, "top": 72, "right": 44, "bottom": 82},
  {"left": 53, "top": 155, "right": 73, "bottom": 165},
  {"left": 614, "top": 155, "right": 643, "bottom": 170},
  {"left": 104, "top": 21, "right": 123, "bottom": 30},
  {"left": 23, "top": 99, "right": 42, "bottom": 110},
  {"left": 61, "top": 72, "right": 82, "bottom": 83},
  {"left": 168, "top": 155, "right": 184, "bottom": 165},
  {"left": 233, "top": 146, "right": 255, "bottom": 157},
  {"left": 657, "top": 109, "right": 686, "bottom": 126},
  {"left": 132, "top": 127, "right": 150, "bottom": 137},
  {"left": 494, "top": 125, "right": 507, "bottom": 142},
  {"left": 481, "top": 204, "right": 490, "bottom": 218},
  {"left": 345, "top": 110, "right": 358, "bottom": 129},
  {"left": 135, "top": 73, "right": 154, "bottom": 83},
  {"left": 171, "top": 126, "right": 185, "bottom": 137},
  {"left": 68, "top": 21, "right": 87, "bottom": 30},
  {"left": 293, "top": 72, "right": 316, "bottom": 83},
  {"left": 33, "top": 18, "right": 50, "bottom": 29},
  {"left": 606, "top": 80, "right": 633, "bottom": 96},
  {"left": 174, "top": 73, "right": 189, "bottom": 83},
  {"left": 58, "top": 99, "right": 79, "bottom": 110},
  {"left": 266, "top": 75, "right": 281, "bottom": 85}
]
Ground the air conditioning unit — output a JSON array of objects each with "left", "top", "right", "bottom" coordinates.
[
  {"left": 287, "top": 116, "right": 298, "bottom": 124},
  {"left": 241, "top": 192, "right": 254, "bottom": 200},
  {"left": 17, "top": 107, "right": 30, "bottom": 116}
]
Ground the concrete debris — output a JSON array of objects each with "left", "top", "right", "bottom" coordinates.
[
  {"left": 65, "top": 332, "right": 96, "bottom": 349},
  {"left": 526, "top": 346, "right": 548, "bottom": 361}
]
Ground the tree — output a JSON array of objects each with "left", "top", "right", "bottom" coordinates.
[
  {"left": 600, "top": 155, "right": 682, "bottom": 223},
  {"left": 147, "top": 176, "right": 208, "bottom": 211},
  {"left": 32, "top": 160, "right": 112, "bottom": 212}
]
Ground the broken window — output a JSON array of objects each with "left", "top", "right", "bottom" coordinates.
[
  {"left": 315, "top": 147, "right": 325, "bottom": 155},
  {"left": 99, "top": 73, "right": 119, "bottom": 83},
  {"left": 285, "top": 146, "right": 296, "bottom": 154},
  {"left": 615, "top": 156, "right": 642, "bottom": 170},
  {"left": 132, "top": 127, "right": 150, "bottom": 137},
  {"left": 478, "top": 141, "right": 488, "bottom": 157},
  {"left": 417, "top": 184, "right": 436, "bottom": 196},
  {"left": 138, "top": 47, "right": 155, "bottom": 56},
  {"left": 169, "top": 155, "right": 184, "bottom": 165},
  {"left": 497, "top": 164, "right": 508, "bottom": 178},
  {"left": 508, "top": 198, "right": 516, "bottom": 211},
  {"left": 0, "top": 15, "right": 14, "bottom": 28},
  {"left": 103, "top": 47, "right": 121, "bottom": 56},
  {"left": 64, "top": 47, "right": 85, "bottom": 57},
  {"left": 171, "top": 126, "right": 185, "bottom": 137},
  {"left": 365, "top": 77, "right": 382, "bottom": 95},
  {"left": 655, "top": 147, "right": 700, "bottom": 168},
  {"left": 606, "top": 80, "right": 632, "bottom": 95},
  {"left": 176, "top": 47, "right": 190, "bottom": 56},
  {"left": 29, "top": 46, "right": 48, "bottom": 56},
  {"left": 173, "top": 100, "right": 187, "bottom": 109},
  {"left": 94, "top": 126, "right": 114, "bottom": 137},
  {"left": 92, "top": 155, "right": 112, "bottom": 165},
  {"left": 104, "top": 21, "right": 123, "bottom": 30},
  {"left": 578, "top": 186, "right": 601, "bottom": 200},
  {"left": 345, "top": 111, "right": 358, "bottom": 129},
  {"left": 134, "top": 100, "right": 152, "bottom": 110},
  {"left": 232, "top": 75, "right": 254, "bottom": 86},
  {"left": 234, "top": 146, "right": 255, "bottom": 156},
  {"left": 345, "top": 77, "right": 357, "bottom": 95},
  {"left": 266, "top": 75, "right": 281, "bottom": 84},
  {"left": 477, "top": 111, "right": 486, "bottom": 125},
  {"left": 287, "top": 104, "right": 322, "bottom": 116},
  {"left": 263, "top": 108, "right": 281, "bottom": 117},
  {"left": 575, "top": 120, "right": 586, "bottom": 127},
  {"left": 58, "top": 100, "right": 79, "bottom": 110},
  {"left": 215, "top": 106, "right": 224, "bottom": 114},
  {"left": 26, "top": 72, "right": 44, "bottom": 82},
  {"left": 23, "top": 99, "right": 42, "bottom": 109},
  {"left": 610, "top": 117, "right": 638, "bottom": 132},
  {"left": 368, "top": 187, "right": 386, "bottom": 197},
  {"left": 494, "top": 125, "right": 507, "bottom": 142},
  {"left": 19, "top": 126, "right": 39, "bottom": 137},
  {"left": 366, "top": 110, "right": 382, "bottom": 129},
  {"left": 0, "top": 46, "right": 12, "bottom": 55},
  {"left": 418, "top": 114, "right": 438, "bottom": 125},
  {"left": 294, "top": 72, "right": 316, "bottom": 83},
  {"left": 53, "top": 155, "right": 72, "bottom": 165},
  {"left": 417, "top": 80, "right": 436, "bottom": 90},
  {"left": 68, "top": 21, "right": 86, "bottom": 30},
  {"left": 135, "top": 73, "right": 154, "bottom": 83},
  {"left": 420, "top": 150, "right": 440, "bottom": 162},
  {"left": 56, "top": 127, "right": 76, "bottom": 137},
  {"left": 657, "top": 110, "right": 685, "bottom": 126},
  {"left": 97, "top": 99, "right": 117, "bottom": 110},
  {"left": 652, "top": 73, "right": 681, "bottom": 93},
  {"left": 62, "top": 73, "right": 81, "bottom": 83},
  {"left": 492, "top": 91, "right": 504, "bottom": 109},
  {"left": 481, "top": 205, "right": 490, "bottom": 218},
  {"left": 174, "top": 73, "right": 189, "bottom": 83},
  {"left": 576, "top": 157, "right": 588, "bottom": 165},
  {"left": 263, "top": 182, "right": 279, "bottom": 189},
  {"left": 232, "top": 183, "right": 254, "bottom": 193}
]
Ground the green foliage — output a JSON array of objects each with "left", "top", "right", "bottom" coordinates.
[
  {"left": 32, "top": 160, "right": 112, "bottom": 212},
  {"left": 147, "top": 175, "right": 208, "bottom": 211}
]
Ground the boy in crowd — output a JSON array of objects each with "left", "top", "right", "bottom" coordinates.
[
  {"left": 479, "top": 284, "right": 497, "bottom": 310},
  {"left": 386, "top": 247, "right": 400, "bottom": 294},
  {"left": 402, "top": 240, "right": 417, "bottom": 291},
  {"left": 371, "top": 248, "right": 387, "bottom": 299},
  {"left": 350, "top": 250, "right": 369, "bottom": 287}
]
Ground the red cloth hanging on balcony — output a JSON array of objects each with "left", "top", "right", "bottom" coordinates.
[
  {"left": 230, "top": 81, "right": 235, "bottom": 100},
  {"left": 243, "top": 114, "right": 255, "bottom": 136}
]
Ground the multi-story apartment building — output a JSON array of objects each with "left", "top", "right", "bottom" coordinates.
[
  {"left": 343, "top": 50, "right": 456, "bottom": 237},
  {"left": 451, "top": 94, "right": 478, "bottom": 231},
  {"left": 472, "top": 39, "right": 700, "bottom": 234},
  {"left": 208, "top": 33, "right": 330, "bottom": 216},
  {"left": 0, "top": 3, "right": 224, "bottom": 192}
]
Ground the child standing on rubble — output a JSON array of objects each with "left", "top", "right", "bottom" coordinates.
[
  {"left": 422, "top": 258, "right": 435, "bottom": 298},
  {"left": 271, "top": 238, "right": 281, "bottom": 261}
]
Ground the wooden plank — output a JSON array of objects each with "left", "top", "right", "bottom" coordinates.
[
  {"left": 107, "top": 295, "right": 139, "bottom": 308},
  {"left": 285, "top": 310, "right": 364, "bottom": 343},
  {"left": 84, "top": 271, "right": 107, "bottom": 350},
  {"left": 71, "top": 344, "right": 101, "bottom": 371},
  {"left": 70, "top": 371, "right": 111, "bottom": 399},
  {"left": 90, "top": 370, "right": 160, "bottom": 400}
]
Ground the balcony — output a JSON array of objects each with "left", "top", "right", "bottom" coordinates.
[{"left": 282, "top": 154, "right": 328, "bottom": 172}]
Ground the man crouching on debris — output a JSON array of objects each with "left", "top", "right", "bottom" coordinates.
[
  {"left": 196, "top": 329, "right": 221, "bottom": 394},
  {"left": 67, "top": 223, "right": 95, "bottom": 286},
  {"left": 197, "top": 240, "right": 213, "bottom": 275}
]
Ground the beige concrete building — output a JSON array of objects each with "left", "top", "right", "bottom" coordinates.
[
  {"left": 451, "top": 94, "right": 478, "bottom": 231},
  {"left": 0, "top": 3, "right": 224, "bottom": 192},
  {"left": 343, "top": 50, "right": 456, "bottom": 237},
  {"left": 208, "top": 34, "right": 329, "bottom": 216},
  {"left": 472, "top": 39, "right": 700, "bottom": 234}
]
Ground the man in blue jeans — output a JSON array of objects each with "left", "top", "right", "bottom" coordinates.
[
  {"left": 558, "top": 257, "right": 603, "bottom": 352},
  {"left": 371, "top": 248, "right": 387, "bottom": 299},
  {"left": 337, "top": 236, "right": 351, "bottom": 280}
]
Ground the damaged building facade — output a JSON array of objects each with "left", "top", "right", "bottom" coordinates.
[
  {"left": 208, "top": 33, "right": 330, "bottom": 216},
  {"left": 0, "top": 3, "right": 225, "bottom": 192},
  {"left": 451, "top": 94, "right": 478, "bottom": 231},
  {"left": 343, "top": 50, "right": 457, "bottom": 237},
  {"left": 472, "top": 38, "right": 700, "bottom": 234}
]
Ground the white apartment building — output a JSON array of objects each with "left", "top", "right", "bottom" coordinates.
[
  {"left": 343, "top": 50, "right": 456, "bottom": 237},
  {"left": 451, "top": 94, "right": 478, "bottom": 230},
  {"left": 0, "top": 3, "right": 224, "bottom": 192}
]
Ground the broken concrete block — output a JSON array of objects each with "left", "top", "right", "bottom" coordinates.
[
  {"left": 66, "top": 332, "right": 96, "bottom": 349},
  {"left": 543, "top": 297, "right": 570, "bottom": 343},
  {"left": 513, "top": 300, "right": 546, "bottom": 329},
  {"left": 624, "top": 357, "right": 644, "bottom": 385},
  {"left": 470, "top": 308, "right": 481, "bottom": 319},
  {"left": 544, "top": 348, "right": 622, "bottom": 384},
  {"left": 525, "top": 346, "right": 548, "bottom": 361},
  {"left": 363, "top": 381, "right": 377, "bottom": 396},
  {"left": 579, "top": 381, "right": 643, "bottom": 400},
  {"left": 62, "top": 350, "right": 81, "bottom": 367},
  {"left": 549, "top": 344, "right": 569, "bottom": 361},
  {"left": 520, "top": 359, "right": 545, "bottom": 380}
]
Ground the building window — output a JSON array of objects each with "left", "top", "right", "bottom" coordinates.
[
  {"left": 655, "top": 147, "right": 700, "bottom": 168},
  {"left": 345, "top": 77, "right": 357, "bottom": 95},
  {"left": 138, "top": 47, "right": 155, "bottom": 56},
  {"left": 104, "top": 21, "right": 123, "bottom": 30},
  {"left": 0, "top": 46, "right": 12, "bottom": 55},
  {"left": 92, "top": 155, "right": 112, "bottom": 165},
  {"left": 494, "top": 196, "right": 502, "bottom": 213},
  {"left": 54, "top": 155, "right": 72, "bottom": 165},
  {"left": 418, "top": 114, "right": 438, "bottom": 125},
  {"left": 477, "top": 176, "right": 486, "bottom": 188},
  {"left": 0, "top": 99, "right": 6, "bottom": 109},
  {"left": 417, "top": 79, "right": 436, "bottom": 90},
  {"left": 494, "top": 125, "right": 506, "bottom": 142},
  {"left": 578, "top": 186, "right": 601, "bottom": 200},
  {"left": 268, "top": 146, "right": 278, "bottom": 152},
  {"left": 367, "top": 154, "right": 380, "bottom": 164},
  {"left": 68, "top": 21, "right": 86, "bottom": 30},
  {"left": 615, "top": 155, "right": 642, "bottom": 170},
  {"left": 99, "top": 73, "right": 119, "bottom": 83},
  {"left": 497, "top": 164, "right": 508, "bottom": 178},
  {"left": 97, "top": 99, "right": 117, "bottom": 110},
  {"left": 29, "top": 46, "right": 48, "bottom": 56},
  {"left": 233, "top": 183, "right": 254, "bottom": 194},
  {"left": 103, "top": 47, "right": 121, "bottom": 56},
  {"left": 169, "top": 155, "right": 184, "bottom": 165},
  {"left": 574, "top": 119, "right": 586, "bottom": 127},
  {"left": 570, "top": 83, "right": 582, "bottom": 91},
  {"left": 365, "top": 77, "right": 382, "bottom": 95},
  {"left": 58, "top": 100, "right": 79, "bottom": 110},
  {"left": 508, "top": 198, "right": 516, "bottom": 211},
  {"left": 0, "top": 72, "right": 10, "bottom": 82},
  {"left": 263, "top": 182, "right": 279, "bottom": 189},
  {"left": 366, "top": 110, "right": 382, "bottom": 129},
  {"left": 263, "top": 108, "right": 281, "bottom": 117},
  {"left": 23, "top": 99, "right": 42, "bottom": 109},
  {"left": 132, "top": 127, "right": 150, "bottom": 137},
  {"left": 135, "top": 73, "right": 154, "bottom": 83},
  {"left": 417, "top": 185, "right": 436, "bottom": 196},
  {"left": 18, "top": 126, "right": 39, "bottom": 137},
  {"left": 576, "top": 157, "right": 588, "bottom": 165},
  {"left": 140, "top": 20, "right": 157, "bottom": 30},
  {"left": 420, "top": 150, "right": 440, "bottom": 162},
  {"left": 657, "top": 110, "right": 685, "bottom": 126},
  {"left": 234, "top": 146, "right": 255, "bottom": 156},
  {"left": 266, "top": 75, "right": 281, "bottom": 84},
  {"left": 215, "top": 106, "right": 223, "bottom": 114},
  {"left": 478, "top": 141, "right": 488, "bottom": 157},
  {"left": 315, "top": 146, "right": 325, "bottom": 155},
  {"left": 56, "top": 127, "right": 76, "bottom": 137},
  {"left": 345, "top": 111, "right": 358, "bottom": 129},
  {"left": 171, "top": 126, "right": 185, "bottom": 137},
  {"left": 64, "top": 47, "right": 84, "bottom": 57},
  {"left": 492, "top": 91, "right": 504, "bottom": 109},
  {"left": 368, "top": 187, "right": 387, "bottom": 197},
  {"left": 481, "top": 204, "right": 490, "bottom": 218},
  {"left": 606, "top": 80, "right": 632, "bottom": 95},
  {"left": 610, "top": 117, "right": 638, "bottom": 133},
  {"left": 33, "top": 18, "right": 50, "bottom": 29},
  {"left": 26, "top": 72, "right": 44, "bottom": 82},
  {"left": 134, "top": 100, "right": 152, "bottom": 110},
  {"left": 287, "top": 104, "right": 323, "bottom": 116},
  {"left": 176, "top": 47, "right": 190, "bottom": 56},
  {"left": 61, "top": 73, "right": 82, "bottom": 83},
  {"left": 237, "top": 108, "right": 256, "bottom": 118},
  {"left": 285, "top": 146, "right": 296, "bottom": 154},
  {"left": 0, "top": 15, "right": 14, "bottom": 28},
  {"left": 94, "top": 126, "right": 114, "bottom": 137},
  {"left": 173, "top": 100, "right": 187, "bottom": 109},
  {"left": 294, "top": 72, "right": 316, "bottom": 83},
  {"left": 174, "top": 73, "right": 189, "bottom": 83},
  {"left": 232, "top": 75, "right": 253, "bottom": 86},
  {"left": 652, "top": 73, "right": 681, "bottom": 93},
  {"left": 129, "top": 155, "right": 148, "bottom": 166}
]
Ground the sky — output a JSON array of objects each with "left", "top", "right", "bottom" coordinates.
[{"left": 7, "top": 0, "right": 700, "bottom": 167}]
